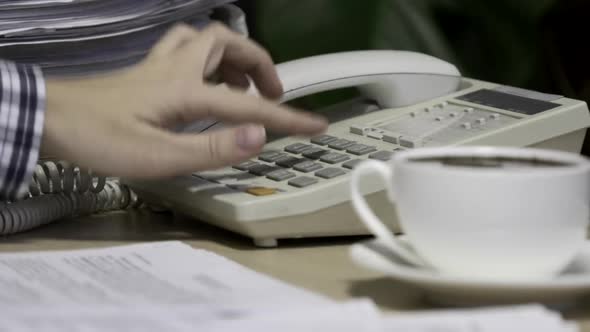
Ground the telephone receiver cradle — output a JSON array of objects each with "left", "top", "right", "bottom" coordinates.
[{"left": 131, "top": 50, "right": 590, "bottom": 247}]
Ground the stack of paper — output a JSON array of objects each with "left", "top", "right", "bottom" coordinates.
[
  {"left": 0, "top": 241, "right": 577, "bottom": 331},
  {"left": 0, "top": 0, "right": 236, "bottom": 76}
]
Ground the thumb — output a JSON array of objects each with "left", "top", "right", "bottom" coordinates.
[{"left": 131, "top": 124, "right": 266, "bottom": 177}]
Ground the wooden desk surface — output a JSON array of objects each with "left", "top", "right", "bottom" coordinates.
[{"left": 1, "top": 210, "right": 589, "bottom": 330}]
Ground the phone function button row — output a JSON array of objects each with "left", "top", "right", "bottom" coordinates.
[
  {"left": 293, "top": 161, "right": 323, "bottom": 173},
  {"left": 328, "top": 139, "right": 356, "bottom": 150},
  {"left": 310, "top": 135, "right": 339, "bottom": 146},
  {"left": 315, "top": 168, "right": 345, "bottom": 179},
  {"left": 320, "top": 153, "right": 351, "bottom": 164},
  {"left": 288, "top": 176, "right": 319, "bottom": 188},
  {"left": 346, "top": 144, "right": 377, "bottom": 155},
  {"left": 266, "top": 169, "right": 296, "bottom": 181},
  {"left": 285, "top": 143, "right": 313, "bottom": 154}
]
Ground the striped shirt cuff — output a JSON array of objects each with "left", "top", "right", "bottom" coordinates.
[{"left": 0, "top": 61, "right": 46, "bottom": 201}]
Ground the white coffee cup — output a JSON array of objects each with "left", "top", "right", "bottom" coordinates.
[{"left": 350, "top": 146, "right": 590, "bottom": 281}]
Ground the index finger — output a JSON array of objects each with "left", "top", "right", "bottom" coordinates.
[
  {"left": 179, "top": 23, "right": 284, "bottom": 99},
  {"left": 192, "top": 85, "right": 328, "bottom": 136}
]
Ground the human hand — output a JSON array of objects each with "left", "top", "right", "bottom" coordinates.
[{"left": 41, "top": 23, "right": 328, "bottom": 178}]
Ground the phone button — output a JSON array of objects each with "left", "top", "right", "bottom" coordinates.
[
  {"left": 246, "top": 187, "right": 279, "bottom": 196},
  {"left": 302, "top": 148, "right": 329, "bottom": 159},
  {"left": 382, "top": 134, "right": 399, "bottom": 144},
  {"left": 315, "top": 168, "right": 345, "bottom": 179},
  {"left": 249, "top": 164, "right": 283, "bottom": 176},
  {"left": 328, "top": 139, "right": 356, "bottom": 150},
  {"left": 293, "top": 161, "right": 323, "bottom": 173},
  {"left": 285, "top": 143, "right": 313, "bottom": 154},
  {"left": 310, "top": 135, "right": 338, "bottom": 146},
  {"left": 266, "top": 169, "right": 296, "bottom": 181},
  {"left": 346, "top": 144, "right": 377, "bottom": 156},
  {"left": 342, "top": 159, "right": 362, "bottom": 169},
  {"left": 399, "top": 136, "right": 422, "bottom": 148},
  {"left": 259, "top": 151, "right": 287, "bottom": 162},
  {"left": 288, "top": 176, "right": 319, "bottom": 188},
  {"left": 369, "top": 151, "right": 394, "bottom": 161},
  {"left": 320, "top": 153, "right": 351, "bottom": 164},
  {"left": 276, "top": 156, "right": 309, "bottom": 168},
  {"left": 233, "top": 160, "right": 260, "bottom": 171}
]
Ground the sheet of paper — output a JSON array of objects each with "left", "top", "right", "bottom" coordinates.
[
  {"left": 382, "top": 305, "right": 579, "bottom": 332},
  {"left": 0, "top": 301, "right": 382, "bottom": 332},
  {"left": 0, "top": 241, "right": 577, "bottom": 331},
  {"left": 0, "top": 241, "right": 326, "bottom": 306}
]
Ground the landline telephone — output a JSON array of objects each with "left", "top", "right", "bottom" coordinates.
[
  {"left": 125, "top": 50, "right": 590, "bottom": 247},
  {"left": 3, "top": 50, "right": 589, "bottom": 244}
]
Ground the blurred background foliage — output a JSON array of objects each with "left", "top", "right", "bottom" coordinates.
[{"left": 236, "top": 0, "right": 590, "bottom": 154}]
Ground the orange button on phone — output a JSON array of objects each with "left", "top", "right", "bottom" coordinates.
[{"left": 246, "top": 187, "right": 278, "bottom": 196}]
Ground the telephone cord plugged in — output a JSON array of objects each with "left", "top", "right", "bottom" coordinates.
[{"left": 0, "top": 161, "right": 142, "bottom": 236}]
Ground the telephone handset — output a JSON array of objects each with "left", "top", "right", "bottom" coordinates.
[
  {"left": 126, "top": 50, "right": 589, "bottom": 247},
  {"left": 275, "top": 50, "right": 460, "bottom": 106}
]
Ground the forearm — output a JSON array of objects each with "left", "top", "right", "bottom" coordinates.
[{"left": 0, "top": 60, "right": 46, "bottom": 201}]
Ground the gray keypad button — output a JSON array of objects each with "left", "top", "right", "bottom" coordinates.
[
  {"left": 369, "top": 150, "right": 394, "bottom": 161},
  {"left": 311, "top": 135, "right": 338, "bottom": 146},
  {"left": 320, "top": 153, "right": 351, "bottom": 164},
  {"left": 233, "top": 160, "right": 260, "bottom": 171},
  {"left": 315, "top": 168, "right": 345, "bottom": 179},
  {"left": 346, "top": 144, "right": 377, "bottom": 155},
  {"left": 276, "top": 156, "right": 308, "bottom": 168},
  {"left": 285, "top": 143, "right": 313, "bottom": 154},
  {"left": 293, "top": 161, "right": 323, "bottom": 173},
  {"left": 249, "top": 164, "right": 283, "bottom": 176},
  {"left": 302, "top": 147, "right": 329, "bottom": 159},
  {"left": 342, "top": 159, "right": 362, "bottom": 169},
  {"left": 288, "top": 176, "right": 319, "bottom": 188},
  {"left": 259, "top": 151, "right": 287, "bottom": 162},
  {"left": 267, "top": 169, "right": 296, "bottom": 181},
  {"left": 328, "top": 139, "right": 356, "bottom": 150}
]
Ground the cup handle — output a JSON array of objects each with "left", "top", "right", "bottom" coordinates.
[{"left": 350, "top": 160, "right": 427, "bottom": 267}]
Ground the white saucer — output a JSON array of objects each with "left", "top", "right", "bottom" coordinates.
[{"left": 350, "top": 238, "right": 590, "bottom": 306}]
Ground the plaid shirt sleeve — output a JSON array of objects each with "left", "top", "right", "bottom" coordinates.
[{"left": 0, "top": 61, "right": 46, "bottom": 201}]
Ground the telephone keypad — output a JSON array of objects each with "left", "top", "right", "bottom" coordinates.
[
  {"left": 346, "top": 144, "right": 377, "bottom": 155},
  {"left": 293, "top": 161, "right": 323, "bottom": 173},
  {"left": 315, "top": 168, "right": 345, "bottom": 179},
  {"left": 310, "top": 135, "right": 338, "bottom": 146},
  {"left": 328, "top": 139, "right": 356, "bottom": 150},
  {"left": 266, "top": 169, "right": 296, "bottom": 181},
  {"left": 320, "top": 153, "right": 350, "bottom": 164},
  {"left": 288, "top": 176, "right": 319, "bottom": 188}
]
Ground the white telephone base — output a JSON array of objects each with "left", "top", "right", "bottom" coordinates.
[{"left": 126, "top": 51, "right": 590, "bottom": 247}]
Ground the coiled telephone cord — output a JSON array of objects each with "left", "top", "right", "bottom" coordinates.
[{"left": 0, "top": 161, "right": 141, "bottom": 235}]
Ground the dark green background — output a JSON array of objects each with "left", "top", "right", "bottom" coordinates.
[{"left": 237, "top": 0, "right": 590, "bottom": 154}]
